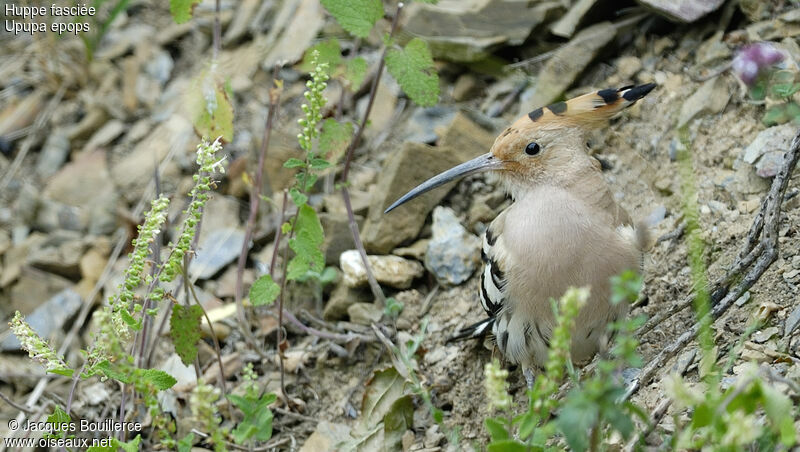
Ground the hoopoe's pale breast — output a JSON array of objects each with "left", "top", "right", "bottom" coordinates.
[{"left": 482, "top": 186, "right": 642, "bottom": 368}]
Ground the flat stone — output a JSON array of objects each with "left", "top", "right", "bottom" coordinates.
[
  {"left": 636, "top": 0, "right": 725, "bottom": 23},
  {"left": 191, "top": 227, "right": 247, "bottom": 280},
  {"left": 43, "top": 150, "right": 113, "bottom": 207},
  {"left": 747, "top": 9, "right": 800, "bottom": 41},
  {"left": 357, "top": 75, "right": 398, "bottom": 141},
  {"left": 742, "top": 123, "right": 795, "bottom": 178},
  {"left": 425, "top": 207, "right": 481, "bottom": 286},
  {"left": 212, "top": 266, "right": 255, "bottom": 299},
  {"left": 110, "top": 115, "right": 193, "bottom": 202},
  {"left": 452, "top": 74, "right": 482, "bottom": 101},
  {"left": 34, "top": 199, "right": 90, "bottom": 233},
  {"left": 263, "top": 0, "right": 324, "bottom": 67},
  {"left": 27, "top": 233, "right": 86, "bottom": 279},
  {"left": 319, "top": 213, "right": 362, "bottom": 265},
  {"left": 393, "top": 239, "right": 430, "bottom": 261},
  {"left": 677, "top": 76, "right": 731, "bottom": 127},
  {"left": 550, "top": 0, "right": 598, "bottom": 38},
  {"left": 323, "top": 284, "right": 372, "bottom": 321},
  {"left": 402, "top": 0, "right": 562, "bottom": 62},
  {"left": 517, "top": 22, "right": 617, "bottom": 116},
  {"left": 785, "top": 304, "right": 800, "bottom": 336},
  {"left": 1, "top": 288, "right": 81, "bottom": 351},
  {"left": 323, "top": 190, "right": 370, "bottom": 217},
  {"left": 438, "top": 112, "right": 498, "bottom": 162},
  {"left": 83, "top": 119, "right": 126, "bottom": 152},
  {"left": 347, "top": 302, "right": 383, "bottom": 326},
  {"left": 752, "top": 327, "right": 779, "bottom": 344},
  {"left": 300, "top": 421, "right": 352, "bottom": 452},
  {"left": 362, "top": 142, "right": 464, "bottom": 253},
  {"left": 340, "top": 250, "right": 424, "bottom": 289},
  {"left": 35, "top": 130, "right": 70, "bottom": 179},
  {"left": 404, "top": 106, "right": 457, "bottom": 144},
  {"left": 223, "top": 0, "right": 259, "bottom": 44}
]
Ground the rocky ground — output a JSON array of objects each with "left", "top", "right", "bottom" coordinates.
[{"left": 1, "top": 0, "right": 800, "bottom": 450}]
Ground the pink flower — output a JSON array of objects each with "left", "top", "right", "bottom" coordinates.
[{"left": 732, "top": 42, "right": 785, "bottom": 85}]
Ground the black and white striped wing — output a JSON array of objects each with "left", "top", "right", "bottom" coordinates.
[{"left": 449, "top": 212, "right": 509, "bottom": 342}]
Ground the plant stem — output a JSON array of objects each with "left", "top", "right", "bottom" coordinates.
[
  {"left": 276, "top": 198, "right": 293, "bottom": 407},
  {"left": 213, "top": 0, "right": 221, "bottom": 61},
  {"left": 338, "top": 2, "right": 405, "bottom": 307},
  {"left": 235, "top": 66, "right": 282, "bottom": 351},
  {"left": 184, "top": 265, "right": 232, "bottom": 419}
]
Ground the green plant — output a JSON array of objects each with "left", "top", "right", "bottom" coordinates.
[
  {"left": 482, "top": 277, "right": 648, "bottom": 452},
  {"left": 659, "top": 129, "right": 800, "bottom": 451},
  {"left": 301, "top": 4, "right": 440, "bottom": 108},
  {"left": 732, "top": 42, "right": 800, "bottom": 125},
  {"left": 227, "top": 363, "right": 277, "bottom": 445},
  {"left": 9, "top": 139, "right": 227, "bottom": 448}
]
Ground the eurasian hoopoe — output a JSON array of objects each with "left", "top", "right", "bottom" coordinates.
[{"left": 385, "top": 84, "right": 656, "bottom": 385}]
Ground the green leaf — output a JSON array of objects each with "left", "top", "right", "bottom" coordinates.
[
  {"left": 384, "top": 297, "right": 404, "bottom": 319},
  {"left": 287, "top": 205, "right": 325, "bottom": 280},
  {"left": 49, "top": 368, "right": 75, "bottom": 377},
  {"left": 691, "top": 401, "right": 713, "bottom": 429},
  {"left": 170, "top": 304, "right": 204, "bottom": 366},
  {"left": 320, "top": 0, "right": 383, "bottom": 38},
  {"left": 556, "top": 395, "right": 598, "bottom": 452},
  {"left": 759, "top": 381, "right": 793, "bottom": 432},
  {"left": 47, "top": 405, "right": 71, "bottom": 426},
  {"left": 249, "top": 274, "right": 280, "bottom": 307},
  {"left": 309, "top": 158, "right": 332, "bottom": 170},
  {"left": 177, "top": 433, "right": 195, "bottom": 452},
  {"left": 605, "top": 406, "right": 635, "bottom": 439},
  {"left": 319, "top": 119, "right": 353, "bottom": 164},
  {"left": 228, "top": 392, "right": 276, "bottom": 444},
  {"left": 299, "top": 39, "right": 342, "bottom": 72},
  {"left": 115, "top": 435, "right": 142, "bottom": 452},
  {"left": 284, "top": 158, "right": 306, "bottom": 169},
  {"left": 191, "top": 71, "right": 235, "bottom": 142},
  {"left": 344, "top": 57, "right": 368, "bottom": 91},
  {"left": 120, "top": 309, "right": 141, "bottom": 329},
  {"left": 95, "top": 360, "right": 132, "bottom": 384},
  {"left": 136, "top": 368, "right": 177, "bottom": 390},
  {"left": 319, "top": 266, "right": 339, "bottom": 285},
  {"left": 383, "top": 395, "right": 413, "bottom": 451},
  {"left": 779, "top": 416, "right": 798, "bottom": 446},
  {"left": 289, "top": 187, "right": 308, "bottom": 207},
  {"left": 485, "top": 418, "right": 510, "bottom": 442},
  {"left": 763, "top": 104, "right": 789, "bottom": 126},
  {"left": 385, "top": 38, "right": 439, "bottom": 107},
  {"left": 487, "top": 439, "right": 528, "bottom": 452},
  {"left": 770, "top": 82, "right": 800, "bottom": 98},
  {"left": 169, "top": 0, "right": 200, "bottom": 24}
]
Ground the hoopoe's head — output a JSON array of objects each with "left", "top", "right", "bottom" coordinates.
[{"left": 385, "top": 84, "right": 655, "bottom": 212}]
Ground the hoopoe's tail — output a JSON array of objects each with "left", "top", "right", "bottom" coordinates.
[{"left": 448, "top": 317, "right": 494, "bottom": 342}]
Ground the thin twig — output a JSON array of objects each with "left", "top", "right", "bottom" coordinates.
[
  {"left": 235, "top": 66, "right": 282, "bottom": 352},
  {"left": 281, "top": 309, "right": 374, "bottom": 343},
  {"left": 184, "top": 269, "right": 232, "bottom": 419},
  {"left": 627, "top": 128, "right": 800, "bottom": 400},
  {"left": 0, "top": 391, "right": 35, "bottom": 414},
  {"left": 337, "top": 3, "right": 406, "bottom": 307},
  {"left": 213, "top": 0, "right": 221, "bottom": 61},
  {"left": 138, "top": 166, "right": 164, "bottom": 369},
  {"left": 0, "top": 84, "right": 65, "bottom": 191},
  {"left": 276, "top": 202, "right": 292, "bottom": 407}
]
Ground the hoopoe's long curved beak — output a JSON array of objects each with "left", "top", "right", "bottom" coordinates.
[{"left": 384, "top": 152, "right": 501, "bottom": 213}]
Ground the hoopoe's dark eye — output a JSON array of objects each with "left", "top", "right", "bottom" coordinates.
[{"left": 524, "top": 142, "right": 541, "bottom": 156}]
